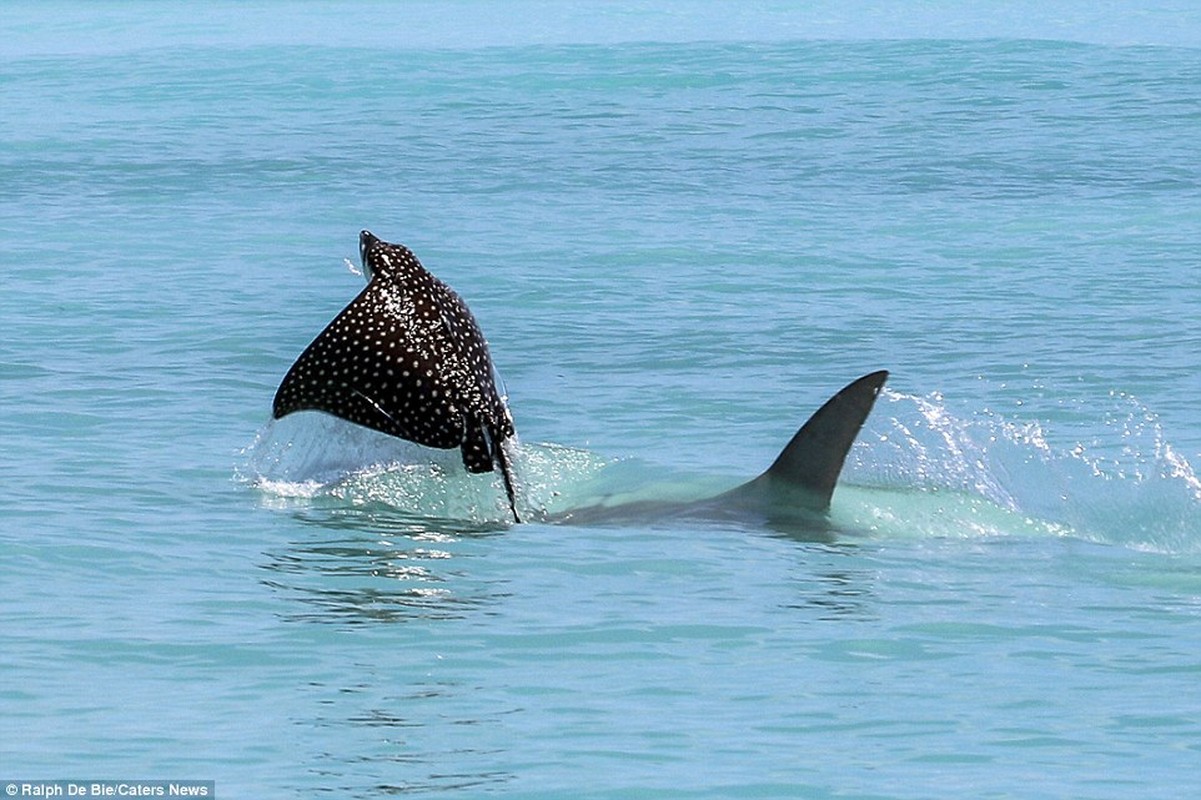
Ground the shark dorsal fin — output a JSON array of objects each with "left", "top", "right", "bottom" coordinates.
[{"left": 751, "top": 370, "right": 889, "bottom": 510}]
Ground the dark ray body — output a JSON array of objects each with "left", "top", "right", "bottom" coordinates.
[{"left": 273, "top": 231, "right": 520, "bottom": 519}]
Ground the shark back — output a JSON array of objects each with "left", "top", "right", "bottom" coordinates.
[
  {"left": 552, "top": 371, "right": 891, "bottom": 531},
  {"left": 721, "top": 370, "right": 889, "bottom": 513}
]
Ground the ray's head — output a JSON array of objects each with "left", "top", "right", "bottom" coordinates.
[{"left": 359, "top": 229, "right": 420, "bottom": 282}]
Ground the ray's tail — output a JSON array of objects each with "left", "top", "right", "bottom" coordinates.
[{"left": 495, "top": 438, "right": 522, "bottom": 523}]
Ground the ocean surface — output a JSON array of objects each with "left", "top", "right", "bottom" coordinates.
[{"left": 3, "top": 2, "right": 1200, "bottom": 797}]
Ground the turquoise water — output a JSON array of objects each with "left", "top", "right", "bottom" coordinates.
[{"left": 3, "top": 2, "right": 1201, "bottom": 797}]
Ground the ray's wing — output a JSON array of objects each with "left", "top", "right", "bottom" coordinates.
[{"left": 272, "top": 279, "right": 466, "bottom": 450}]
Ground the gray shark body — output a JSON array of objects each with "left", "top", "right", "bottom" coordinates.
[{"left": 546, "top": 370, "right": 889, "bottom": 531}]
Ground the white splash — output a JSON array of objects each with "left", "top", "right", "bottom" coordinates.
[{"left": 846, "top": 385, "right": 1201, "bottom": 552}]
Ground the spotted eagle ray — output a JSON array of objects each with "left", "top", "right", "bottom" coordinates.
[
  {"left": 273, "top": 231, "right": 888, "bottom": 529},
  {"left": 273, "top": 230, "right": 521, "bottom": 521}
]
